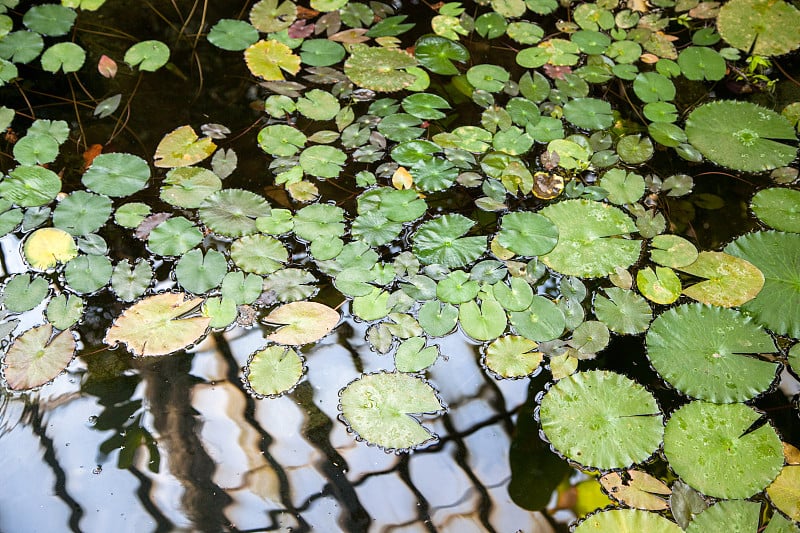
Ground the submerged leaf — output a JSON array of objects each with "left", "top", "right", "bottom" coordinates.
[
  {"left": 264, "top": 301, "right": 339, "bottom": 345},
  {"left": 2, "top": 324, "right": 75, "bottom": 390}
]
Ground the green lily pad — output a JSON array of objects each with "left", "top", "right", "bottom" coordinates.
[
  {"left": 600, "top": 169, "right": 645, "bottom": 205},
  {"left": 593, "top": 287, "right": 652, "bottom": 335},
  {"left": 637, "top": 266, "right": 682, "bottom": 305},
  {"left": 436, "top": 270, "right": 479, "bottom": 304},
  {"left": 353, "top": 288, "right": 391, "bottom": 321},
  {"left": 492, "top": 277, "right": 534, "bottom": 312},
  {"left": 664, "top": 401, "right": 783, "bottom": 499},
  {"left": 104, "top": 292, "right": 210, "bottom": 357},
  {"left": 299, "top": 39, "right": 345, "bottom": 67},
  {"left": 459, "top": 297, "right": 507, "bottom": 341},
  {"left": 230, "top": 234, "right": 287, "bottom": 275},
  {"left": 417, "top": 300, "right": 459, "bottom": 337},
  {"left": 345, "top": 45, "right": 417, "bottom": 92},
  {"left": 685, "top": 500, "right": 760, "bottom": 533},
  {"left": 264, "top": 301, "right": 339, "bottom": 345},
  {"left": 767, "top": 465, "right": 800, "bottom": 523},
  {"left": 245, "top": 39, "right": 300, "bottom": 81},
  {"left": 483, "top": 335, "right": 542, "bottom": 378},
  {"left": 243, "top": 345, "right": 304, "bottom": 398},
  {"left": 414, "top": 35, "right": 469, "bottom": 75},
  {"left": 82, "top": 153, "right": 150, "bottom": 197},
  {"left": 12, "top": 133, "right": 59, "bottom": 166},
  {"left": 563, "top": 98, "right": 614, "bottom": 130},
  {"left": 202, "top": 296, "right": 237, "bottom": 329},
  {"left": 147, "top": 216, "right": 203, "bottom": 256},
  {"left": 646, "top": 303, "right": 778, "bottom": 402},
  {"left": 124, "top": 40, "right": 170, "bottom": 71},
  {"left": 394, "top": 337, "right": 438, "bottom": 373},
  {"left": 539, "top": 370, "right": 664, "bottom": 470},
  {"left": 114, "top": 203, "right": 151, "bottom": 228},
  {"left": 46, "top": 294, "right": 84, "bottom": 331},
  {"left": 467, "top": 64, "right": 510, "bottom": 93},
  {"left": 160, "top": 167, "right": 222, "bottom": 208},
  {"left": 175, "top": 249, "right": 227, "bottom": 294},
  {"left": 496, "top": 212, "right": 558, "bottom": 257},
  {"left": 617, "top": 134, "right": 654, "bottom": 164},
  {"left": 23, "top": 227, "right": 78, "bottom": 270},
  {"left": 677, "top": 47, "right": 726, "bottom": 81},
  {"left": 685, "top": 101, "right": 797, "bottom": 172},
  {"left": 299, "top": 145, "right": 346, "bottom": 178},
  {"left": 540, "top": 199, "right": 642, "bottom": 278},
  {"left": 751, "top": 188, "right": 800, "bottom": 233},
  {"left": 263, "top": 269, "right": 317, "bottom": 303},
  {"left": 725, "top": 231, "right": 800, "bottom": 338},
  {"left": 257, "top": 124, "right": 306, "bottom": 157},
  {"left": 574, "top": 509, "right": 682, "bottom": 533},
  {"left": 0, "top": 165, "right": 61, "bottom": 206},
  {"left": 377, "top": 113, "right": 424, "bottom": 142},
  {"left": 678, "top": 251, "right": 764, "bottom": 307},
  {"left": 207, "top": 19, "right": 259, "bottom": 51},
  {"left": 64, "top": 254, "right": 112, "bottom": 294},
  {"left": 338, "top": 371, "right": 445, "bottom": 451},
  {"left": 2, "top": 324, "right": 75, "bottom": 390},
  {"left": 52, "top": 191, "right": 112, "bottom": 235},
  {"left": 293, "top": 203, "right": 345, "bottom": 242},
  {"left": 40, "top": 42, "right": 85, "bottom": 73},
  {"left": 412, "top": 214, "right": 487, "bottom": 268},
  {"left": 402, "top": 93, "right": 451, "bottom": 120},
  {"left": 198, "top": 189, "right": 270, "bottom": 237},
  {"left": 154, "top": 125, "right": 216, "bottom": 168},
  {"left": 296, "top": 88, "right": 340, "bottom": 121},
  {"left": 649, "top": 234, "right": 698, "bottom": 268},
  {"left": 717, "top": 0, "right": 800, "bottom": 56},
  {"left": 111, "top": 259, "right": 152, "bottom": 302},
  {"left": 509, "top": 295, "right": 565, "bottom": 342},
  {"left": 569, "top": 320, "right": 610, "bottom": 356},
  {"left": 3, "top": 273, "right": 49, "bottom": 312},
  {"left": 220, "top": 271, "right": 262, "bottom": 305}
]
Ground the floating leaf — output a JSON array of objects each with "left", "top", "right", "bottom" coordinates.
[
  {"left": 599, "top": 470, "right": 670, "bottom": 511},
  {"left": 160, "top": 167, "right": 222, "bottom": 208},
  {"left": 685, "top": 101, "right": 797, "bottom": 172},
  {"left": 352, "top": 288, "right": 391, "bottom": 321},
  {"left": 258, "top": 124, "right": 306, "bottom": 157},
  {"left": 243, "top": 345, "right": 304, "bottom": 397},
  {"left": 493, "top": 277, "right": 534, "bottom": 312},
  {"left": 467, "top": 64, "right": 510, "bottom": 93},
  {"left": 300, "top": 39, "right": 346, "bottom": 67},
  {"left": 40, "top": 42, "right": 85, "bottom": 73},
  {"left": 767, "top": 465, "right": 800, "bottom": 523},
  {"left": 725, "top": 231, "right": 800, "bottom": 338},
  {"left": 593, "top": 287, "right": 652, "bottom": 334},
  {"left": 509, "top": 295, "right": 566, "bottom": 342},
  {"left": 52, "top": 191, "right": 112, "bottom": 236},
  {"left": 2, "top": 324, "right": 75, "bottom": 390},
  {"left": 45, "top": 294, "right": 84, "bottom": 331},
  {"left": 104, "top": 293, "right": 210, "bottom": 357},
  {"left": 296, "top": 88, "right": 340, "bottom": 121},
  {"left": 64, "top": 254, "right": 112, "bottom": 294},
  {"left": 250, "top": 0, "right": 296, "bottom": 33},
  {"left": 412, "top": 214, "right": 487, "bottom": 268},
  {"left": 111, "top": 259, "right": 152, "bottom": 302},
  {"left": 82, "top": 153, "right": 150, "bottom": 197},
  {"left": 154, "top": 125, "right": 216, "bottom": 168},
  {"left": 394, "top": 337, "right": 438, "bottom": 373},
  {"left": 114, "top": 202, "right": 151, "bottom": 228},
  {"left": 124, "top": 40, "right": 169, "bottom": 71},
  {"left": 637, "top": 266, "right": 681, "bottom": 305},
  {"left": 483, "top": 335, "right": 542, "bottom": 378},
  {"left": 496, "top": 212, "right": 558, "bottom": 257},
  {"left": 220, "top": 271, "right": 263, "bottom": 305},
  {"left": 574, "top": 509, "right": 681, "bottom": 533},
  {"left": 23, "top": 5, "right": 76, "bottom": 36},
  {"left": 649, "top": 234, "right": 698, "bottom": 268},
  {"left": 570, "top": 320, "right": 610, "bottom": 356},
  {"left": 147, "top": 216, "right": 202, "bottom": 256},
  {"left": 299, "top": 145, "right": 346, "bottom": 178},
  {"left": 3, "top": 273, "right": 49, "bottom": 312},
  {"left": 264, "top": 301, "right": 339, "bottom": 345},
  {"left": 539, "top": 370, "right": 664, "bottom": 469},
  {"left": 175, "top": 249, "right": 227, "bottom": 294},
  {"left": 459, "top": 297, "right": 508, "bottom": 341},
  {"left": 600, "top": 169, "right": 645, "bottom": 205},
  {"left": 0, "top": 165, "right": 61, "bottom": 206},
  {"left": 563, "top": 98, "right": 614, "bottom": 130},
  {"left": 664, "top": 401, "right": 783, "bottom": 499},
  {"left": 207, "top": 19, "right": 259, "bottom": 51},
  {"left": 678, "top": 251, "right": 764, "bottom": 307},
  {"left": 717, "top": 0, "right": 800, "bottom": 56},
  {"left": 198, "top": 189, "right": 271, "bottom": 237},
  {"left": 338, "top": 371, "right": 444, "bottom": 451},
  {"left": 414, "top": 35, "right": 469, "bottom": 75},
  {"left": 23, "top": 227, "right": 77, "bottom": 270},
  {"left": 751, "top": 187, "right": 800, "bottom": 233},
  {"left": 293, "top": 203, "right": 345, "bottom": 242},
  {"left": 344, "top": 45, "right": 417, "bottom": 92},
  {"left": 685, "top": 500, "right": 760, "bottom": 533},
  {"left": 417, "top": 300, "right": 459, "bottom": 337},
  {"left": 245, "top": 39, "right": 301, "bottom": 81},
  {"left": 230, "top": 234, "right": 287, "bottom": 275},
  {"left": 263, "top": 268, "right": 317, "bottom": 302},
  {"left": 540, "top": 199, "right": 642, "bottom": 278}
]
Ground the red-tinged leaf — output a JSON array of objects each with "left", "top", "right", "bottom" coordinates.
[
  {"left": 82, "top": 143, "right": 103, "bottom": 171},
  {"left": 288, "top": 20, "right": 314, "bottom": 39},
  {"left": 329, "top": 28, "right": 370, "bottom": 43},
  {"left": 98, "top": 54, "right": 117, "bottom": 78}
]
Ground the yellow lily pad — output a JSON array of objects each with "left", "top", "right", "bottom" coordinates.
[
  {"left": 154, "top": 125, "right": 216, "bottom": 168},
  {"left": 23, "top": 227, "right": 78, "bottom": 270}
]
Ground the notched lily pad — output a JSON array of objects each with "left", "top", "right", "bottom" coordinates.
[
  {"left": 574, "top": 509, "right": 681, "bottom": 533},
  {"left": 263, "top": 301, "right": 339, "bottom": 345},
  {"left": 243, "top": 345, "right": 305, "bottom": 398},
  {"left": 678, "top": 251, "right": 764, "bottom": 307},
  {"left": 482, "top": 335, "right": 542, "bottom": 379},
  {"left": 751, "top": 187, "right": 800, "bottom": 233},
  {"left": 338, "top": 371, "right": 445, "bottom": 451},
  {"left": 2, "top": 324, "right": 76, "bottom": 391}
]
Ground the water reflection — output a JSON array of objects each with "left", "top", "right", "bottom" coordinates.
[{"left": 0, "top": 316, "right": 560, "bottom": 532}]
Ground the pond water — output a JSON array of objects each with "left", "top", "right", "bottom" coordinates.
[{"left": 1, "top": 0, "right": 799, "bottom": 532}]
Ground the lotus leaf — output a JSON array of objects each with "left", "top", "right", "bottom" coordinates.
[
  {"left": 207, "top": 19, "right": 259, "bottom": 51},
  {"left": 23, "top": 227, "right": 77, "bottom": 270},
  {"left": 46, "top": 294, "right": 84, "bottom": 331},
  {"left": 264, "top": 301, "right": 339, "bottom": 345},
  {"left": 104, "top": 293, "right": 210, "bottom": 357},
  {"left": 2, "top": 324, "right": 75, "bottom": 390},
  {"left": 394, "top": 337, "right": 438, "bottom": 373},
  {"left": 338, "top": 371, "right": 444, "bottom": 451},
  {"left": 245, "top": 39, "right": 300, "bottom": 81},
  {"left": 3, "top": 273, "right": 49, "bottom": 312},
  {"left": 52, "top": 191, "right": 112, "bottom": 235},
  {"left": 199, "top": 189, "right": 270, "bottom": 237},
  {"left": 344, "top": 45, "right": 416, "bottom": 92},
  {"left": 593, "top": 287, "right": 652, "bottom": 334},
  {"left": 114, "top": 202, "right": 151, "bottom": 228},
  {"left": 483, "top": 335, "right": 542, "bottom": 378},
  {"left": 599, "top": 470, "right": 670, "bottom": 511},
  {"left": 717, "top": 0, "right": 800, "bottom": 56},
  {"left": 767, "top": 465, "right": 800, "bottom": 522},
  {"left": 1, "top": 165, "right": 61, "bottom": 206},
  {"left": 539, "top": 370, "right": 664, "bottom": 469},
  {"left": 540, "top": 199, "right": 642, "bottom": 278},
  {"left": 82, "top": 153, "right": 149, "bottom": 197},
  {"left": 725, "top": 230, "right": 800, "bottom": 338},
  {"left": 751, "top": 187, "right": 800, "bottom": 233},
  {"left": 124, "top": 40, "right": 169, "bottom": 71},
  {"left": 685, "top": 101, "right": 797, "bottom": 172},
  {"left": 664, "top": 401, "right": 783, "bottom": 499},
  {"left": 412, "top": 214, "right": 487, "bottom": 268},
  {"left": 64, "top": 254, "right": 112, "bottom": 294},
  {"left": 111, "top": 259, "right": 152, "bottom": 302},
  {"left": 40, "top": 42, "right": 85, "bottom": 73},
  {"left": 147, "top": 216, "right": 202, "bottom": 256},
  {"left": 685, "top": 500, "right": 760, "bottom": 533},
  {"left": 574, "top": 509, "right": 681, "bottom": 532},
  {"left": 243, "top": 345, "right": 304, "bottom": 398}
]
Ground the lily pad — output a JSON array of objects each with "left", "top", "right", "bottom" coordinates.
[
  {"left": 717, "top": 0, "right": 800, "bottom": 56},
  {"left": 685, "top": 101, "right": 797, "bottom": 172},
  {"left": 293, "top": 203, "right": 345, "bottom": 242},
  {"left": 767, "top": 465, "right": 800, "bottom": 523},
  {"left": 245, "top": 39, "right": 301, "bottom": 81},
  {"left": 160, "top": 167, "right": 222, "bottom": 208},
  {"left": 3, "top": 273, "right": 49, "bottom": 312},
  {"left": 678, "top": 251, "right": 764, "bottom": 307},
  {"left": 649, "top": 234, "right": 698, "bottom": 268},
  {"left": 40, "top": 42, "right": 85, "bottom": 73},
  {"left": 540, "top": 199, "right": 642, "bottom": 278},
  {"left": 198, "top": 189, "right": 271, "bottom": 237},
  {"left": 412, "top": 214, "right": 487, "bottom": 268},
  {"left": 663, "top": 401, "right": 783, "bottom": 499},
  {"left": 574, "top": 509, "right": 682, "bottom": 533},
  {"left": 147, "top": 216, "right": 202, "bottom": 256},
  {"left": 23, "top": 227, "right": 78, "bottom": 270},
  {"left": 82, "top": 153, "right": 150, "bottom": 197},
  {"left": 175, "top": 249, "right": 227, "bottom": 294},
  {"left": 243, "top": 345, "right": 304, "bottom": 398},
  {"left": 23, "top": 4, "right": 76, "bottom": 36},
  {"left": 124, "top": 40, "right": 169, "bottom": 71},
  {"left": 685, "top": 500, "right": 761, "bottom": 533},
  {"left": 344, "top": 45, "right": 417, "bottom": 92},
  {"left": 483, "top": 335, "right": 542, "bottom": 378},
  {"left": 64, "top": 254, "right": 112, "bottom": 294},
  {"left": 207, "top": 19, "right": 259, "bottom": 51},
  {"left": 496, "top": 212, "right": 558, "bottom": 257},
  {"left": 104, "top": 293, "right": 210, "bottom": 357},
  {"left": 538, "top": 370, "right": 664, "bottom": 470},
  {"left": 414, "top": 35, "right": 469, "bottom": 75},
  {"left": 636, "top": 266, "right": 682, "bottom": 305},
  {"left": 417, "top": 300, "right": 459, "bottom": 337},
  {"left": 257, "top": 124, "right": 306, "bottom": 157},
  {"left": 2, "top": 324, "right": 75, "bottom": 390},
  {"left": 459, "top": 297, "right": 508, "bottom": 341},
  {"left": 111, "top": 259, "right": 152, "bottom": 302},
  {"left": 338, "top": 371, "right": 445, "bottom": 451},
  {"left": 263, "top": 269, "right": 317, "bottom": 303},
  {"left": 264, "top": 301, "right": 339, "bottom": 345},
  {"left": 725, "top": 231, "right": 800, "bottom": 338},
  {"left": 646, "top": 303, "right": 778, "bottom": 402},
  {"left": 52, "top": 191, "right": 112, "bottom": 235},
  {"left": 230, "top": 234, "right": 287, "bottom": 275},
  {"left": 394, "top": 337, "right": 438, "bottom": 373},
  {"left": 0, "top": 165, "right": 61, "bottom": 206},
  {"left": 250, "top": 0, "right": 296, "bottom": 33},
  {"left": 299, "top": 145, "right": 346, "bottom": 178},
  {"left": 751, "top": 188, "right": 800, "bottom": 233},
  {"left": 509, "top": 295, "right": 566, "bottom": 342},
  {"left": 154, "top": 125, "right": 216, "bottom": 168},
  {"left": 492, "top": 277, "right": 534, "bottom": 312},
  {"left": 46, "top": 294, "right": 84, "bottom": 331},
  {"left": 593, "top": 287, "right": 652, "bottom": 334}
]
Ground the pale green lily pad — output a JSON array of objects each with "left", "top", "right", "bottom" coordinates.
[
  {"left": 345, "top": 45, "right": 417, "bottom": 92},
  {"left": 299, "top": 145, "right": 346, "bottom": 178},
  {"left": 717, "top": 0, "right": 800, "bottom": 56},
  {"left": 539, "top": 370, "right": 664, "bottom": 470},
  {"left": 104, "top": 293, "right": 210, "bottom": 357},
  {"left": 293, "top": 203, "right": 345, "bottom": 242},
  {"left": 82, "top": 153, "right": 150, "bottom": 197},
  {"left": 243, "top": 345, "right": 304, "bottom": 398},
  {"left": 300, "top": 39, "right": 346, "bottom": 67},
  {"left": 175, "top": 249, "right": 227, "bottom": 294},
  {"left": 111, "top": 259, "right": 152, "bottom": 302},
  {"left": 23, "top": 227, "right": 78, "bottom": 270},
  {"left": 466, "top": 64, "right": 510, "bottom": 93},
  {"left": 64, "top": 254, "right": 112, "bottom": 294},
  {"left": 40, "top": 42, "right": 85, "bottom": 73},
  {"left": 459, "top": 297, "right": 507, "bottom": 341},
  {"left": 46, "top": 294, "right": 84, "bottom": 331},
  {"left": 147, "top": 216, "right": 202, "bottom": 256},
  {"left": 570, "top": 320, "right": 610, "bottom": 356},
  {"left": 338, "top": 371, "right": 445, "bottom": 451},
  {"left": 114, "top": 203, "right": 151, "bottom": 228},
  {"left": 483, "top": 335, "right": 542, "bottom": 378},
  {"left": 767, "top": 465, "right": 800, "bottom": 523},
  {"left": 160, "top": 167, "right": 222, "bottom": 208},
  {"left": 264, "top": 301, "right": 339, "bottom": 345},
  {"left": 296, "top": 88, "right": 340, "bottom": 121},
  {"left": 52, "top": 191, "right": 112, "bottom": 235},
  {"left": 600, "top": 169, "right": 645, "bottom": 205},
  {"left": 220, "top": 271, "right": 262, "bottom": 305},
  {"left": 509, "top": 295, "right": 565, "bottom": 342},
  {"left": 0, "top": 165, "right": 61, "bottom": 206},
  {"left": 412, "top": 214, "right": 487, "bottom": 268},
  {"left": 124, "top": 40, "right": 169, "bottom": 71},
  {"left": 436, "top": 270, "right": 478, "bottom": 304},
  {"left": 764, "top": 513, "right": 800, "bottom": 533},
  {"left": 353, "top": 288, "right": 391, "bottom": 321},
  {"left": 540, "top": 199, "right": 642, "bottom": 278},
  {"left": 650, "top": 234, "right": 698, "bottom": 268},
  {"left": 664, "top": 401, "right": 783, "bottom": 499},
  {"left": 230, "top": 234, "right": 287, "bottom": 275},
  {"left": 257, "top": 124, "right": 306, "bottom": 157},
  {"left": 250, "top": 0, "right": 296, "bottom": 33},
  {"left": 575, "top": 509, "right": 682, "bottom": 533},
  {"left": 685, "top": 101, "right": 797, "bottom": 172},
  {"left": 751, "top": 188, "right": 800, "bottom": 233},
  {"left": 593, "top": 287, "right": 652, "bottom": 335},
  {"left": 685, "top": 500, "right": 760, "bottom": 533},
  {"left": 202, "top": 297, "right": 237, "bottom": 329},
  {"left": 678, "top": 251, "right": 764, "bottom": 307},
  {"left": 725, "top": 231, "right": 800, "bottom": 338},
  {"left": 496, "top": 212, "right": 558, "bottom": 257},
  {"left": 207, "top": 19, "right": 259, "bottom": 51},
  {"left": 198, "top": 189, "right": 270, "bottom": 237},
  {"left": 418, "top": 300, "right": 459, "bottom": 337},
  {"left": 263, "top": 269, "right": 317, "bottom": 303},
  {"left": 13, "top": 133, "right": 59, "bottom": 166},
  {"left": 563, "top": 98, "right": 614, "bottom": 130},
  {"left": 3, "top": 273, "right": 49, "bottom": 312},
  {"left": 2, "top": 324, "right": 75, "bottom": 390},
  {"left": 394, "top": 337, "right": 438, "bottom": 373},
  {"left": 492, "top": 277, "right": 534, "bottom": 312},
  {"left": 637, "top": 266, "right": 681, "bottom": 305},
  {"left": 647, "top": 303, "right": 778, "bottom": 402}
]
